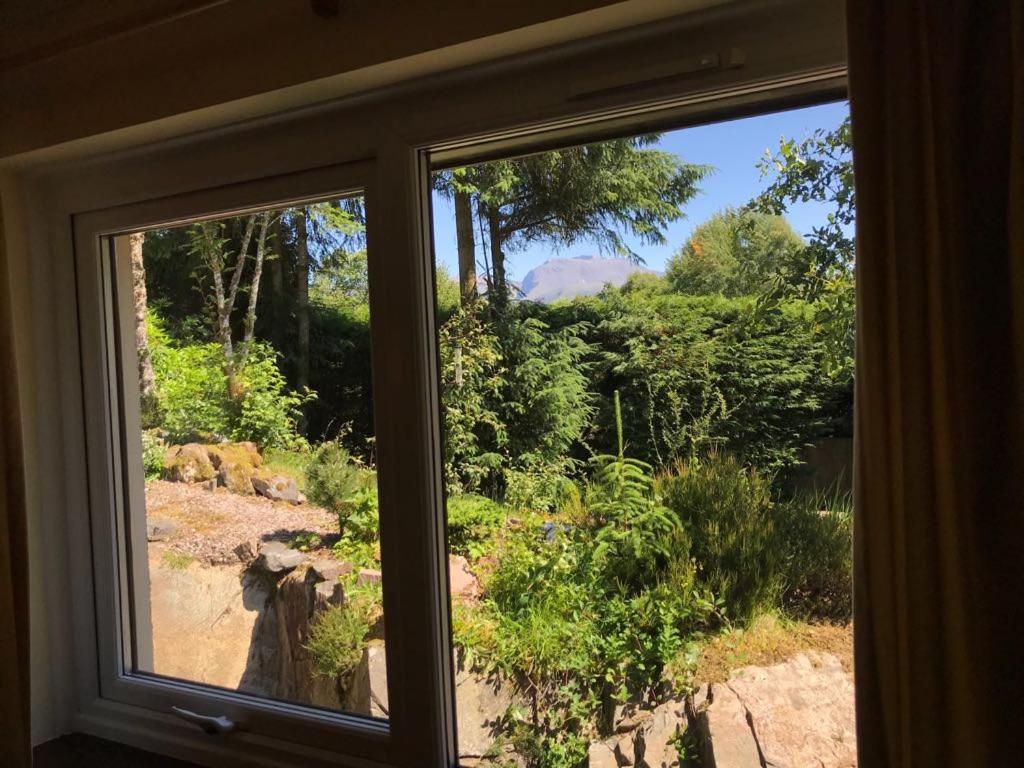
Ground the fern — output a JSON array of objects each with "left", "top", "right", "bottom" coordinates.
[{"left": 589, "top": 392, "right": 682, "bottom": 593}]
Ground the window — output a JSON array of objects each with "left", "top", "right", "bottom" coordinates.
[
  {"left": 111, "top": 192, "right": 392, "bottom": 724},
  {"left": 52, "top": 7, "right": 847, "bottom": 766},
  {"left": 429, "top": 104, "right": 856, "bottom": 767}
]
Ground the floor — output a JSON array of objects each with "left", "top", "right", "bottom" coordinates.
[{"left": 34, "top": 733, "right": 202, "bottom": 768}]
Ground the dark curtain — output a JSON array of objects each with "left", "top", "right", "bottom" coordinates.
[
  {"left": 0, "top": 200, "right": 31, "bottom": 764},
  {"left": 848, "top": 2, "right": 1024, "bottom": 766}
]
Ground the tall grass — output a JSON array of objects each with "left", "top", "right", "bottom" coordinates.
[{"left": 774, "top": 486, "right": 853, "bottom": 621}]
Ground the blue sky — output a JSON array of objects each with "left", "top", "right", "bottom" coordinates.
[{"left": 430, "top": 100, "right": 849, "bottom": 282}]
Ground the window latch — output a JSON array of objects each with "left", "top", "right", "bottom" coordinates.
[{"left": 171, "top": 706, "right": 237, "bottom": 736}]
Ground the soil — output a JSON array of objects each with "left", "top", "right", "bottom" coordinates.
[{"left": 145, "top": 479, "right": 338, "bottom": 565}]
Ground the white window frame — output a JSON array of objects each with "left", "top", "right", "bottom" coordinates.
[{"left": 25, "top": 2, "right": 848, "bottom": 766}]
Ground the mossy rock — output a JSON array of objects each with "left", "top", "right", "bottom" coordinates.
[
  {"left": 206, "top": 442, "right": 262, "bottom": 470},
  {"left": 217, "top": 462, "right": 256, "bottom": 495},
  {"left": 163, "top": 443, "right": 216, "bottom": 483}
]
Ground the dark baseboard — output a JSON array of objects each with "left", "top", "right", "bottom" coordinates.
[{"left": 34, "top": 733, "right": 202, "bottom": 768}]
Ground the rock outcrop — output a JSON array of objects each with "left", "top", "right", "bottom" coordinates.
[
  {"left": 163, "top": 443, "right": 216, "bottom": 483},
  {"left": 160, "top": 441, "right": 307, "bottom": 504},
  {"left": 686, "top": 652, "right": 855, "bottom": 768}
]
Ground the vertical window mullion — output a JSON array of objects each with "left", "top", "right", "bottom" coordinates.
[{"left": 368, "top": 140, "right": 456, "bottom": 767}]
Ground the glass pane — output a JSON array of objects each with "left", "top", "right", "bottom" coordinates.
[
  {"left": 121, "top": 195, "right": 389, "bottom": 719},
  {"left": 430, "top": 104, "right": 856, "bottom": 767}
]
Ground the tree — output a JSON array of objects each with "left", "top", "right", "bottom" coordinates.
[
  {"left": 664, "top": 208, "right": 807, "bottom": 297},
  {"left": 287, "top": 200, "right": 365, "bottom": 406},
  {"left": 187, "top": 211, "right": 273, "bottom": 395},
  {"left": 129, "top": 232, "right": 158, "bottom": 423},
  {"left": 295, "top": 206, "right": 310, "bottom": 395},
  {"left": 434, "top": 136, "right": 710, "bottom": 306},
  {"left": 750, "top": 113, "right": 855, "bottom": 378}
]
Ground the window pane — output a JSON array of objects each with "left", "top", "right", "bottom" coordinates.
[
  {"left": 429, "top": 104, "right": 856, "bottom": 767},
  {"left": 121, "top": 195, "right": 390, "bottom": 719}
]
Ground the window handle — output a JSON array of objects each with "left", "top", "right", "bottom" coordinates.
[{"left": 171, "top": 705, "right": 237, "bottom": 736}]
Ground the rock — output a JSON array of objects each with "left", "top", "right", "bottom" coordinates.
[
  {"left": 236, "top": 441, "right": 262, "bottom": 467},
  {"left": 313, "top": 580, "right": 345, "bottom": 608},
  {"left": 614, "top": 701, "right": 645, "bottom": 733},
  {"left": 146, "top": 518, "right": 177, "bottom": 541},
  {"left": 725, "top": 653, "right": 857, "bottom": 768},
  {"left": 149, "top": 559, "right": 275, "bottom": 696},
  {"left": 367, "top": 643, "right": 389, "bottom": 718},
  {"left": 589, "top": 732, "right": 637, "bottom": 767},
  {"left": 257, "top": 541, "right": 308, "bottom": 573},
  {"left": 207, "top": 441, "right": 262, "bottom": 469},
  {"left": 698, "top": 683, "right": 762, "bottom": 768},
  {"left": 217, "top": 462, "right": 255, "bottom": 495},
  {"left": 589, "top": 739, "right": 621, "bottom": 768},
  {"left": 357, "top": 568, "right": 383, "bottom": 586},
  {"left": 455, "top": 656, "right": 517, "bottom": 759},
  {"left": 635, "top": 699, "right": 685, "bottom": 768},
  {"left": 252, "top": 474, "right": 303, "bottom": 504},
  {"left": 201, "top": 479, "right": 218, "bottom": 492},
  {"left": 270, "top": 566, "right": 344, "bottom": 709},
  {"left": 690, "top": 683, "right": 710, "bottom": 715},
  {"left": 163, "top": 443, "right": 216, "bottom": 483},
  {"left": 234, "top": 540, "right": 260, "bottom": 565},
  {"left": 449, "top": 554, "right": 480, "bottom": 599},
  {"left": 309, "top": 558, "right": 353, "bottom": 583}
]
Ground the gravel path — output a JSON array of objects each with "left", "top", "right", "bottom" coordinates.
[{"left": 145, "top": 480, "right": 338, "bottom": 565}]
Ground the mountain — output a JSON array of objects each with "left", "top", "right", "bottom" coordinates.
[{"left": 519, "top": 255, "right": 655, "bottom": 303}]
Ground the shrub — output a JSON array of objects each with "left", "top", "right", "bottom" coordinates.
[
  {"left": 447, "top": 494, "right": 505, "bottom": 559},
  {"left": 343, "top": 487, "right": 379, "bottom": 543},
  {"left": 141, "top": 429, "right": 167, "bottom": 479},
  {"left": 659, "top": 454, "right": 780, "bottom": 623},
  {"left": 232, "top": 343, "right": 313, "bottom": 450},
  {"left": 774, "top": 489, "right": 853, "bottom": 621},
  {"left": 503, "top": 464, "right": 575, "bottom": 512},
  {"left": 152, "top": 341, "right": 232, "bottom": 442},
  {"left": 305, "top": 441, "right": 363, "bottom": 516},
  {"left": 306, "top": 582, "right": 381, "bottom": 679},
  {"left": 150, "top": 319, "right": 310, "bottom": 449},
  {"left": 438, "top": 302, "right": 594, "bottom": 501}
]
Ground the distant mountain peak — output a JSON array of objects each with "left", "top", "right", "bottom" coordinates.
[{"left": 519, "top": 255, "right": 654, "bottom": 303}]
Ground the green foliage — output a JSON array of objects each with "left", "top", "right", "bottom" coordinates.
[
  {"left": 447, "top": 494, "right": 506, "bottom": 559},
  {"left": 261, "top": 448, "right": 312, "bottom": 490},
  {"left": 751, "top": 114, "right": 855, "bottom": 381},
  {"left": 439, "top": 301, "right": 506, "bottom": 493},
  {"left": 499, "top": 311, "right": 595, "bottom": 472},
  {"left": 291, "top": 532, "right": 322, "bottom": 552},
  {"left": 305, "top": 441, "right": 363, "bottom": 515},
  {"left": 151, "top": 339, "right": 231, "bottom": 442},
  {"left": 665, "top": 208, "right": 808, "bottom": 297},
  {"left": 774, "top": 489, "right": 853, "bottom": 621},
  {"left": 342, "top": 487, "right": 380, "bottom": 544},
  {"left": 439, "top": 301, "right": 594, "bottom": 505},
  {"left": 659, "top": 454, "right": 779, "bottom": 623},
  {"left": 588, "top": 393, "right": 685, "bottom": 593},
  {"left": 141, "top": 429, "right": 167, "bottom": 480},
  {"left": 753, "top": 115, "right": 854, "bottom": 273},
  {"left": 161, "top": 551, "right": 194, "bottom": 570},
  {"left": 233, "top": 343, "right": 314, "bottom": 449},
  {"left": 551, "top": 290, "right": 837, "bottom": 473},
  {"left": 306, "top": 581, "right": 381, "bottom": 679},
  {"left": 456, "top": 405, "right": 719, "bottom": 767},
  {"left": 148, "top": 310, "right": 309, "bottom": 448}
]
